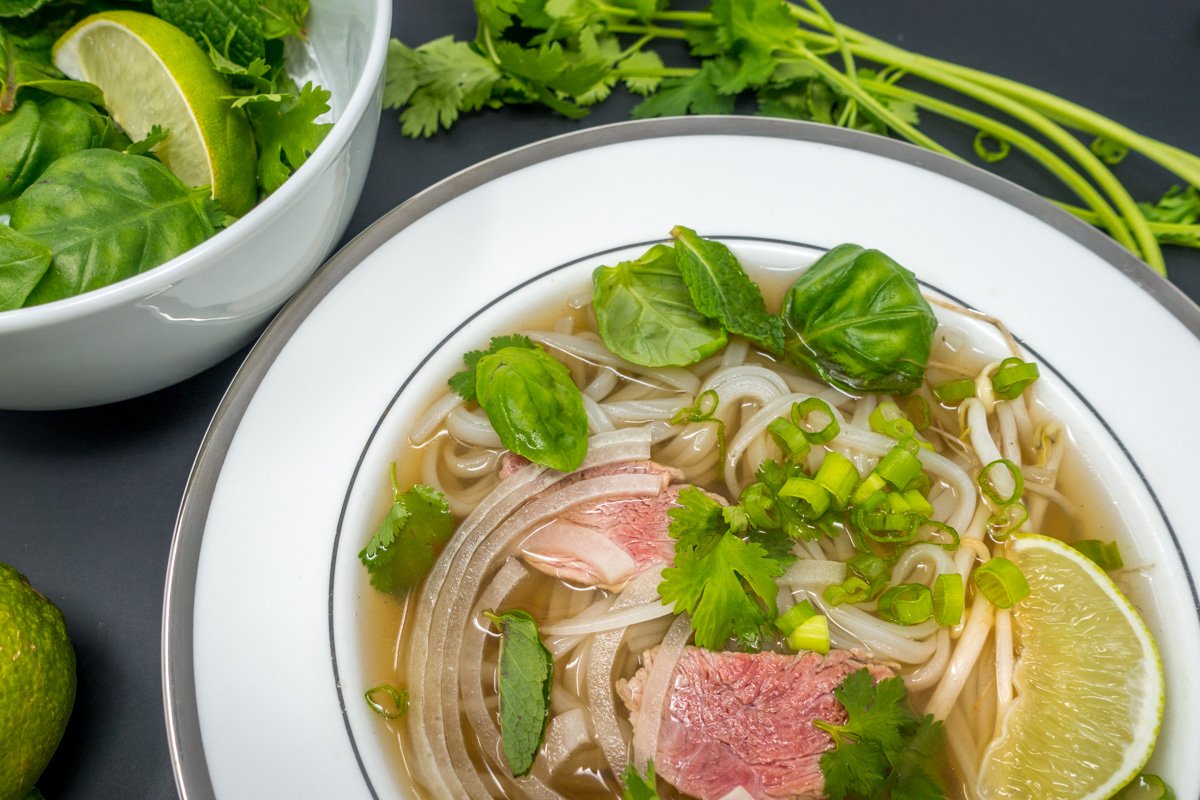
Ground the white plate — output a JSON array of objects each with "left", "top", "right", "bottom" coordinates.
[{"left": 164, "top": 117, "right": 1200, "bottom": 799}]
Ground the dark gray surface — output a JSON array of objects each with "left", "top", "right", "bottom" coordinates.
[{"left": 2, "top": 2, "right": 1199, "bottom": 797}]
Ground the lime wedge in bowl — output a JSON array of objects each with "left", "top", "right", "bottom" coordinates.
[
  {"left": 52, "top": 10, "right": 257, "bottom": 215},
  {"left": 978, "top": 533, "right": 1164, "bottom": 800}
]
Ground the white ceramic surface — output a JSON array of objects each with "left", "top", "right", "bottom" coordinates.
[
  {"left": 0, "top": 0, "right": 391, "bottom": 410},
  {"left": 165, "top": 118, "right": 1200, "bottom": 799}
]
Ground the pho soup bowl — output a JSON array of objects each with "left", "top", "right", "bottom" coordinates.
[{"left": 0, "top": 0, "right": 391, "bottom": 410}]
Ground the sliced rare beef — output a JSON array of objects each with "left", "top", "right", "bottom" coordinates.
[
  {"left": 620, "top": 646, "right": 897, "bottom": 800},
  {"left": 515, "top": 460, "right": 694, "bottom": 590}
]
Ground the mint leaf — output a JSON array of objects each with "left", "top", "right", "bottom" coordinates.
[
  {"left": 242, "top": 80, "right": 332, "bottom": 192},
  {"left": 260, "top": 0, "right": 308, "bottom": 40},
  {"left": 669, "top": 225, "right": 784, "bottom": 353},
  {"left": 359, "top": 471, "right": 454, "bottom": 595},
  {"left": 483, "top": 609, "right": 553, "bottom": 777},
  {"left": 152, "top": 0, "right": 265, "bottom": 67}
]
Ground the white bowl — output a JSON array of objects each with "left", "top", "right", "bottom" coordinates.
[{"left": 0, "top": 0, "right": 391, "bottom": 410}]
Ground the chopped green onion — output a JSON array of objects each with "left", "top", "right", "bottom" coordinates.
[
  {"left": 973, "top": 557, "right": 1030, "bottom": 608},
  {"left": 365, "top": 684, "right": 410, "bottom": 719},
  {"left": 814, "top": 451, "right": 859, "bottom": 507},
  {"left": 900, "top": 489, "right": 933, "bottom": 517},
  {"left": 851, "top": 472, "right": 887, "bottom": 506},
  {"left": 775, "top": 599, "right": 817, "bottom": 635},
  {"left": 779, "top": 476, "right": 831, "bottom": 519},
  {"left": 1072, "top": 539, "right": 1124, "bottom": 571},
  {"left": 978, "top": 459, "right": 1024, "bottom": 506},
  {"left": 875, "top": 445, "right": 923, "bottom": 490},
  {"left": 878, "top": 583, "right": 934, "bottom": 625},
  {"left": 919, "top": 518, "right": 961, "bottom": 550},
  {"left": 992, "top": 357, "right": 1040, "bottom": 400},
  {"left": 869, "top": 401, "right": 915, "bottom": 440},
  {"left": 987, "top": 501, "right": 1028, "bottom": 540},
  {"left": 903, "top": 395, "right": 932, "bottom": 431},
  {"left": 786, "top": 613, "right": 830, "bottom": 654},
  {"left": 1115, "top": 773, "right": 1177, "bottom": 800},
  {"left": 859, "top": 511, "right": 919, "bottom": 543},
  {"left": 933, "top": 573, "right": 964, "bottom": 626},
  {"left": 824, "top": 575, "right": 870, "bottom": 606},
  {"left": 792, "top": 397, "right": 839, "bottom": 445},
  {"left": 932, "top": 378, "right": 976, "bottom": 404},
  {"left": 768, "top": 417, "right": 811, "bottom": 462},
  {"left": 671, "top": 390, "right": 726, "bottom": 463},
  {"left": 847, "top": 552, "right": 889, "bottom": 586}
]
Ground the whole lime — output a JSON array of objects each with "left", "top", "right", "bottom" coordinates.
[{"left": 0, "top": 563, "right": 76, "bottom": 800}]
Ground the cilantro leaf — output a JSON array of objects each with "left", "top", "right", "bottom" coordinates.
[
  {"left": 632, "top": 60, "right": 734, "bottom": 118},
  {"left": 622, "top": 760, "right": 661, "bottom": 799},
  {"left": 259, "top": 0, "right": 308, "bottom": 40},
  {"left": 1140, "top": 185, "right": 1200, "bottom": 246},
  {"left": 242, "top": 80, "right": 332, "bottom": 192},
  {"left": 816, "top": 670, "right": 947, "bottom": 800},
  {"left": 449, "top": 334, "right": 537, "bottom": 400},
  {"left": 359, "top": 470, "right": 454, "bottom": 596},
  {"left": 124, "top": 125, "right": 171, "bottom": 156},
  {"left": 659, "top": 487, "right": 782, "bottom": 649},
  {"left": 388, "top": 36, "right": 502, "bottom": 137},
  {"left": 708, "top": 0, "right": 795, "bottom": 93},
  {"left": 619, "top": 49, "right": 665, "bottom": 96}
]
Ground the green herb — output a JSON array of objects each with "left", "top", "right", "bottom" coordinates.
[
  {"left": 364, "top": 684, "right": 409, "bottom": 719},
  {"left": 782, "top": 244, "right": 936, "bottom": 394},
  {"left": 0, "top": 223, "right": 49, "bottom": 310},
  {"left": 0, "top": 19, "right": 105, "bottom": 113},
  {"left": 670, "top": 389, "right": 726, "bottom": 464},
  {"left": 358, "top": 469, "right": 454, "bottom": 596},
  {"left": 669, "top": 225, "right": 784, "bottom": 354},
  {"left": 382, "top": 0, "right": 1200, "bottom": 273},
  {"left": 259, "top": 0, "right": 308, "bottom": 41},
  {"left": 0, "top": 97, "right": 124, "bottom": 202},
  {"left": 1071, "top": 539, "right": 1124, "bottom": 571},
  {"left": 152, "top": 0, "right": 266, "bottom": 68},
  {"left": 482, "top": 609, "right": 553, "bottom": 778},
  {"left": 459, "top": 338, "right": 589, "bottom": 472},
  {"left": 1115, "top": 773, "right": 1177, "bottom": 800},
  {"left": 10, "top": 148, "right": 218, "bottom": 306},
  {"left": 622, "top": 760, "right": 660, "bottom": 800},
  {"left": 124, "top": 124, "right": 170, "bottom": 156},
  {"left": 241, "top": 81, "right": 332, "bottom": 193},
  {"left": 659, "top": 486, "right": 784, "bottom": 649},
  {"left": 592, "top": 243, "right": 728, "bottom": 367},
  {"left": 816, "top": 669, "right": 947, "bottom": 800}
]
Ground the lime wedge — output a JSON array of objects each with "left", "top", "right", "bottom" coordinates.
[
  {"left": 52, "top": 10, "right": 257, "bottom": 215},
  {"left": 977, "top": 534, "right": 1164, "bottom": 800}
]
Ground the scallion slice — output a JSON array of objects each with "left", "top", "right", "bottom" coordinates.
[
  {"left": 824, "top": 575, "right": 870, "bottom": 606},
  {"left": 774, "top": 599, "right": 817, "bottom": 635},
  {"left": 779, "top": 476, "right": 831, "bottom": 519},
  {"left": 869, "top": 401, "right": 915, "bottom": 441},
  {"left": 1072, "top": 539, "right": 1125, "bottom": 571},
  {"left": 932, "top": 378, "right": 976, "bottom": 404},
  {"left": 987, "top": 500, "right": 1028, "bottom": 540},
  {"left": 768, "top": 417, "right": 811, "bottom": 462},
  {"left": 933, "top": 573, "right": 964, "bottom": 625},
  {"left": 851, "top": 472, "right": 886, "bottom": 506},
  {"left": 973, "top": 557, "right": 1030, "bottom": 608},
  {"left": 900, "top": 489, "right": 933, "bottom": 517},
  {"left": 903, "top": 395, "right": 932, "bottom": 431},
  {"left": 792, "top": 397, "right": 839, "bottom": 445},
  {"left": 978, "top": 459, "right": 1024, "bottom": 506},
  {"left": 786, "top": 613, "right": 830, "bottom": 654},
  {"left": 876, "top": 445, "right": 923, "bottom": 490},
  {"left": 992, "top": 357, "right": 1040, "bottom": 400},
  {"left": 814, "top": 451, "right": 858, "bottom": 507},
  {"left": 877, "top": 583, "right": 934, "bottom": 625}
]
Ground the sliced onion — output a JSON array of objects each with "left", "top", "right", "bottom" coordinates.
[
  {"left": 718, "top": 787, "right": 757, "bottom": 800},
  {"left": 542, "top": 600, "right": 673, "bottom": 637},
  {"left": 780, "top": 559, "right": 847, "bottom": 589},
  {"left": 521, "top": 522, "right": 638, "bottom": 590},
  {"left": 632, "top": 615, "right": 692, "bottom": 770},
  {"left": 541, "top": 708, "right": 592, "bottom": 775}
]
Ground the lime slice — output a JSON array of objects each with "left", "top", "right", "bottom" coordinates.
[
  {"left": 52, "top": 10, "right": 256, "bottom": 215},
  {"left": 977, "top": 534, "right": 1164, "bottom": 800}
]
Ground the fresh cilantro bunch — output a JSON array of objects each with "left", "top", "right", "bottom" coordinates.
[
  {"left": 383, "top": 0, "right": 1200, "bottom": 275},
  {"left": 816, "top": 669, "right": 947, "bottom": 800}
]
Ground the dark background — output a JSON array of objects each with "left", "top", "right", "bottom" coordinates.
[{"left": 3, "top": 1, "right": 1199, "bottom": 796}]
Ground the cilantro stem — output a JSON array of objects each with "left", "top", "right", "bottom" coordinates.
[
  {"left": 614, "top": 65, "right": 697, "bottom": 79},
  {"left": 607, "top": 23, "right": 688, "bottom": 40}
]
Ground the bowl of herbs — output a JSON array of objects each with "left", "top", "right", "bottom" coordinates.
[{"left": 0, "top": 0, "right": 390, "bottom": 410}]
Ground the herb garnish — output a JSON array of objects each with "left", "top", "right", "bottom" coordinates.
[
  {"left": 816, "top": 669, "right": 946, "bottom": 800},
  {"left": 364, "top": 684, "right": 410, "bottom": 719},
  {"left": 483, "top": 609, "right": 554, "bottom": 778},
  {"left": 358, "top": 469, "right": 454, "bottom": 596},
  {"left": 622, "top": 760, "right": 661, "bottom": 799}
]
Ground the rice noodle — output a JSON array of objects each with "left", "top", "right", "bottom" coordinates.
[
  {"left": 904, "top": 627, "right": 952, "bottom": 691},
  {"left": 408, "top": 393, "right": 465, "bottom": 444},
  {"left": 925, "top": 593, "right": 995, "bottom": 720},
  {"left": 993, "top": 608, "right": 1014, "bottom": 737},
  {"left": 526, "top": 331, "right": 701, "bottom": 394}
]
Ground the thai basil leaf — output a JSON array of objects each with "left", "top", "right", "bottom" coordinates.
[
  {"left": 475, "top": 344, "right": 588, "bottom": 472},
  {"left": 0, "top": 97, "right": 127, "bottom": 202},
  {"left": 13, "top": 148, "right": 215, "bottom": 306},
  {"left": 781, "top": 244, "right": 937, "bottom": 394},
  {"left": 593, "top": 243, "right": 727, "bottom": 367},
  {"left": 0, "top": 222, "right": 50, "bottom": 310},
  {"left": 151, "top": 0, "right": 265, "bottom": 67},
  {"left": 482, "top": 609, "right": 553, "bottom": 778},
  {"left": 669, "top": 225, "right": 784, "bottom": 353}
]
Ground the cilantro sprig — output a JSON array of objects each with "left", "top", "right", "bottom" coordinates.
[
  {"left": 816, "top": 669, "right": 947, "bottom": 800},
  {"left": 359, "top": 466, "right": 454, "bottom": 596},
  {"left": 383, "top": 0, "right": 1200, "bottom": 275}
]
